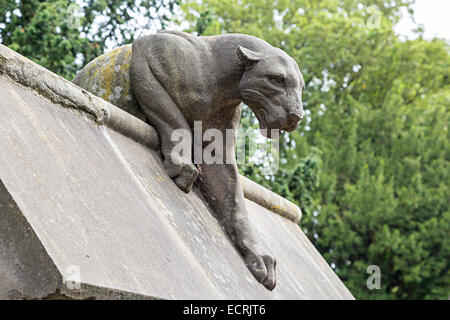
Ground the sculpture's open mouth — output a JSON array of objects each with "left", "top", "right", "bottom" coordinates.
[
  {"left": 255, "top": 110, "right": 276, "bottom": 138},
  {"left": 254, "top": 108, "right": 296, "bottom": 138},
  {"left": 254, "top": 108, "right": 267, "bottom": 130},
  {"left": 283, "top": 123, "right": 298, "bottom": 132}
]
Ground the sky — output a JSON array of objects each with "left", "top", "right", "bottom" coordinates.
[{"left": 395, "top": 0, "right": 450, "bottom": 40}]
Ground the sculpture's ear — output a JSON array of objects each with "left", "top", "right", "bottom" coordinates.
[{"left": 237, "top": 46, "right": 260, "bottom": 71}]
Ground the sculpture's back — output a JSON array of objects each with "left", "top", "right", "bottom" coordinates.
[{"left": 73, "top": 44, "right": 146, "bottom": 121}]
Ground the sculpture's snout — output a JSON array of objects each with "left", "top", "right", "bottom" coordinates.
[
  {"left": 289, "top": 110, "right": 303, "bottom": 122},
  {"left": 284, "top": 110, "right": 303, "bottom": 131}
]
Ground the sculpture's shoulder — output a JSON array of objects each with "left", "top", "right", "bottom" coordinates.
[
  {"left": 159, "top": 30, "right": 201, "bottom": 44},
  {"left": 132, "top": 31, "right": 213, "bottom": 93},
  {"left": 133, "top": 30, "right": 206, "bottom": 55},
  {"left": 132, "top": 31, "right": 271, "bottom": 61},
  {"left": 200, "top": 33, "right": 273, "bottom": 52}
]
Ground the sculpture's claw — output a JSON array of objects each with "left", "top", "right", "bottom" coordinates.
[
  {"left": 174, "top": 165, "right": 198, "bottom": 193},
  {"left": 164, "top": 158, "right": 199, "bottom": 193},
  {"left": 246, "top": 253, "right": 267, "bottom": 283},
  {"left": 262, "top": 255, "right": 276, "bottom": 291},
  {"left": 245, "top": 252, "right": 277, "bottom": 290}
]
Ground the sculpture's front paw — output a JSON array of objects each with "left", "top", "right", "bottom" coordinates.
[
  {"left": 245, "top": 252, "right": 277, "bottom": 291},
  {"left": 164, "top": 157, "right": 199, "bottom": 193}
]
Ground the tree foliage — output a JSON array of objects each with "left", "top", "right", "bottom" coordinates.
[
  {"left": 181, "top": 0, "right": 450, "bottom": 299},
  {"left": 0, "top": 0, "right": 179, "bottom": 79}
]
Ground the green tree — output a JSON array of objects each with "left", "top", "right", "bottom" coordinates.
[
  {"left": 0, "top": 0, "right": 179, "bottom": 79},
  {"left": 181, "top": 0, "right": 450, "bottom": 299}
]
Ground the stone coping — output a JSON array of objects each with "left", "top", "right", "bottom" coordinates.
[{"left": 0, "top": 44, "right": 302, "bottom": 224}]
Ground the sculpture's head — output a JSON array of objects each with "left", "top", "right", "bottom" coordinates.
[{"left": 237, "top": 45, "right": 305, "bottom": 138}]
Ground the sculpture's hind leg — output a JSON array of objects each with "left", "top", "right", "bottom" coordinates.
[{"left": 131, "top": 41, "right": 198, "bottom": 193}]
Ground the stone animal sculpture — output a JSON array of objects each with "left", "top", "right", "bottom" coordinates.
[{"left": 73, "top": 30, "right": 305, "bottom": 290}]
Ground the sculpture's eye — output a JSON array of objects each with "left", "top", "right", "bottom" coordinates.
[{"left": 267, "top": 74, "right": 285, "bottom": 86}]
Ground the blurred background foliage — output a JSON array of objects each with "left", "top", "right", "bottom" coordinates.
[
  {"left": 0, "top": 0, "right": 179, "bottom": 78},
  {"left": 1, "top": 0, "right": 448, "bottom": 299}
]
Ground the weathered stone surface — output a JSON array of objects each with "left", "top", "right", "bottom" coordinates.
[
  {"left": 241, "top": 175, "right": 302, "bottom": 224},
  {"left": 0, "top": 44, "right": 354, "bottom": 299},
  {"left": 0, "top": 179, "right": 61, "bottom": 299}
]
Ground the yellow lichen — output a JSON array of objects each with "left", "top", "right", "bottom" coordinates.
[{"left": 99, "top": 51, "right": 120, "bottom": 100}]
